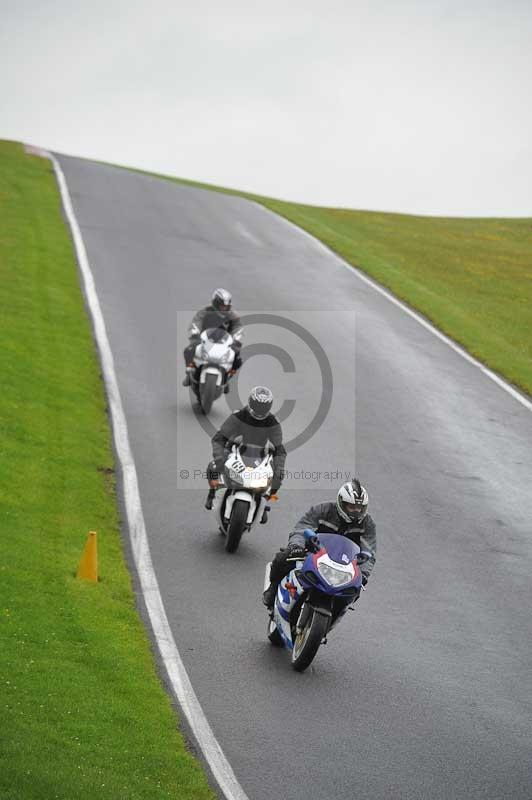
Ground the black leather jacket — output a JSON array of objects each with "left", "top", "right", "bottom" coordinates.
[
  {"left": 289, "top": 502, "right": 377, "bottom": 580},
  {"left": 212, "top": 408, "right": 286, "bottom": 494},
  {"left": 188, "top": 305, "right": 243, "bottom": 345}
]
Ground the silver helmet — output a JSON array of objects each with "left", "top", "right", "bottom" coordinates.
[
  {"left": 336, "top": 479, "right": 368, "bottom": 523},
  {"left": 211, "top": 288, "right": 232, "bottom": 318}
]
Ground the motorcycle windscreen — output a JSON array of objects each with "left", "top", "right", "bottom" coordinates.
[
  {"left": 315, "top": 533, "right": 360, "bottom": 565},
  {"left": 238, "top": 443, "right": 270, "bottom": 467},
  {"left": 204, "top": 327, "right": 231, "bottom": 344}
]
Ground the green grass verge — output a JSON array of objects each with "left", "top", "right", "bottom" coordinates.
[
  {"left": 0, "top": 140, "right": 215, "bottom": 800},
  {"left": 134, "top": 169, "right": 532, "bottom": 398}
]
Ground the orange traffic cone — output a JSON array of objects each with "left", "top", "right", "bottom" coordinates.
[{"left": 76, "top": 531, "right": 98, "bottom": 582}]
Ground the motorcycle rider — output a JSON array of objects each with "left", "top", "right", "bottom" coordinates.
[
  {"left": 205, "top": 387, "right": 286, "bottom": 508},
  {"left": 262, "top": 479, "right": 376, "bottom": 608},
  {"left": 183, "top": 288, "right": 243, "bottom": 388}
]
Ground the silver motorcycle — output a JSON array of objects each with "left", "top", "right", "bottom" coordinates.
[
  {"left": 189, "top": 327, "right": 236, "bottom": 414},
  {"left": 209, "top": 438, "right": 276, "bottom": 553}
]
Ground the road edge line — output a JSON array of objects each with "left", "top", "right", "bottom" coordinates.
[
  {"left": 251, "top": 201, "right": 532, "bottom": 414},
  {"left": 50, "top": 152, "right": 250, "bottom": 800}
]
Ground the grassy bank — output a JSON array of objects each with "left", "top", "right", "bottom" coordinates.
[
  {"left": 0, "top": 140, "right": 215, "bottom": 799},
  {"left": 145, "top": 171, "right": 532, "bottom": 398},
  {"left": 257, "top": 201, "right": 532, "bottom": 397}
]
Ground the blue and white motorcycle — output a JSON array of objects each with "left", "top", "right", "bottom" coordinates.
[{"left": 265, "top": 529, "right": 371, "bottom": 672}]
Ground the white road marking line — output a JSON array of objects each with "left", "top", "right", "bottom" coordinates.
[
  {"left": 252, "top": 201, "right": 532, "bottom": 414},
  {"left": 50, "top": 153, "right": 250, "bottom": 800},
  {"left": 235, "top": 221, "right": 262, "bottom": 246}
]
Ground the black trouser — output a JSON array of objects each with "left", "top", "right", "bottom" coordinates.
[
  {"left": 269, "top": 548, "right": 296, "bottom": 585},
  {"left": 183, "top": 342, "right": 198, "bottom": 365},
  {"left": 206, "top": 460, "right": 219, "bottom": 482}
]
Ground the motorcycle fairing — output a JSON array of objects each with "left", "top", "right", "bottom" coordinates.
[
  {"left": 194, "top": 328, "right": 235, "bottom": 372},
  {"left": 273, "top": 568, "right": 306, "bottom": 649},
  {"left": 223, "top": 445, "right": 273, "bottom": 491},
  {"left": 299, "top": 533, "right": 362, "bottom": 595}
]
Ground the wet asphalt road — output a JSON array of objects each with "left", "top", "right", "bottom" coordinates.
[{"left": 57, "top": 154, "right": 532, "bottom": 800}]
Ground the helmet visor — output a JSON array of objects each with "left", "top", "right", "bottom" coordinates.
[
  {"left": 248, "top": 405, "right": 270, "bottom": 420},
  {"left": 343, "top": 502, "right": 366, "bottom": 518}
]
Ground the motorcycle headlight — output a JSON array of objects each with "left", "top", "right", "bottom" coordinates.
[
  {"left": 250, "top": 478, "right": 268, "bottom": 489},
  {"left": 317, "top": 562, "right": 353, "bottom": 587}
]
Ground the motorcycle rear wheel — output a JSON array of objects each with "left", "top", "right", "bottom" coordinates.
[
  {"left": 225, "top": 499, "right": 248, "bottom": 553},
  {"left": 199, "top": 372, "right": 218, "bottom": 414},
  {"left": 291, "top": 610, "right": 329, "bottom": 672}
]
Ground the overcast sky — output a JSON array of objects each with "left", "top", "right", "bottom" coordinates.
[{"left": 1, "top": 0, "right": 531, "bottom": 216}]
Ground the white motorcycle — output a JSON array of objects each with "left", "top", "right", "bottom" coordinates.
[
  {"left": 208, "top": 438, "right": 275, "bottom": 553},
  {"left": 189, "top": 327, "right": 236, "bottom": 414}
]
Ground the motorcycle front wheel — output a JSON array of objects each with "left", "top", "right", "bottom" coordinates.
[
  {"left": 225, "top": 499, "right": 248, "bottom": 553},
  {"left": 291, "top": 609, "right": 329, "bottom": 672},
  {"left": 199, "top": 372, "right": 218, "bottom": 414}
]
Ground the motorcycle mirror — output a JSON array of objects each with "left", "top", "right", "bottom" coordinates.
[
  {"left": 303, "top": 528, "right": 320, "bottom": 552},
  {"left": 357, "top": 550, "right": 372, "bottom": 564},
  {"left": 231, "top": 434, "right": 244, "bottom": 446}
]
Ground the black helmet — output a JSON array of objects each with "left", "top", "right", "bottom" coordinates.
[
  {"left": 248, "top": 386, "right": 273, "bottom": 420},
  {"left": 211, "top": 288, "right": 232, "bottom": 318},
  {"left": 336, "top": 479, "right": 369, "bottom": 523}
]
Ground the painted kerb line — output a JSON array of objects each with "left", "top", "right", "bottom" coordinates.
[{"left": 50, "top": 152, "right": 250, "bottom": 800}]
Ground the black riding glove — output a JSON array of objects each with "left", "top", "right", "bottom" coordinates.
[
  {"left": 286, "top": 544, "right": 307, "bottom": 560},
  {"left": 207, "top": 461, "right": 220, "bottom": 481}
]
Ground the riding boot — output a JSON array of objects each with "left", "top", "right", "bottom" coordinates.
[{"left": 262, "top": 582, "right": 277, "bottom": 609}]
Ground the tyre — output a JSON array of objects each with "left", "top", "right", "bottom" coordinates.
[
  {"left": 199, "top": 372, "right": 218, "bottom": 414},
  {"left": 225, "top": 499, "right": 248, "bottom": 553},
  {"left": 291, "top": 609, "right": 329, "bottom": 672},
  {"left": 267, "top": 617, "right": 283, "bottom": 647}
]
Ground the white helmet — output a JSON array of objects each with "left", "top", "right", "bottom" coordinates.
[
  {"left": 211, "top": 288, "right": 232, "bottom": 318},
  {"left": 336, "top": 479, "right": 368, "bottom": 523}
]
